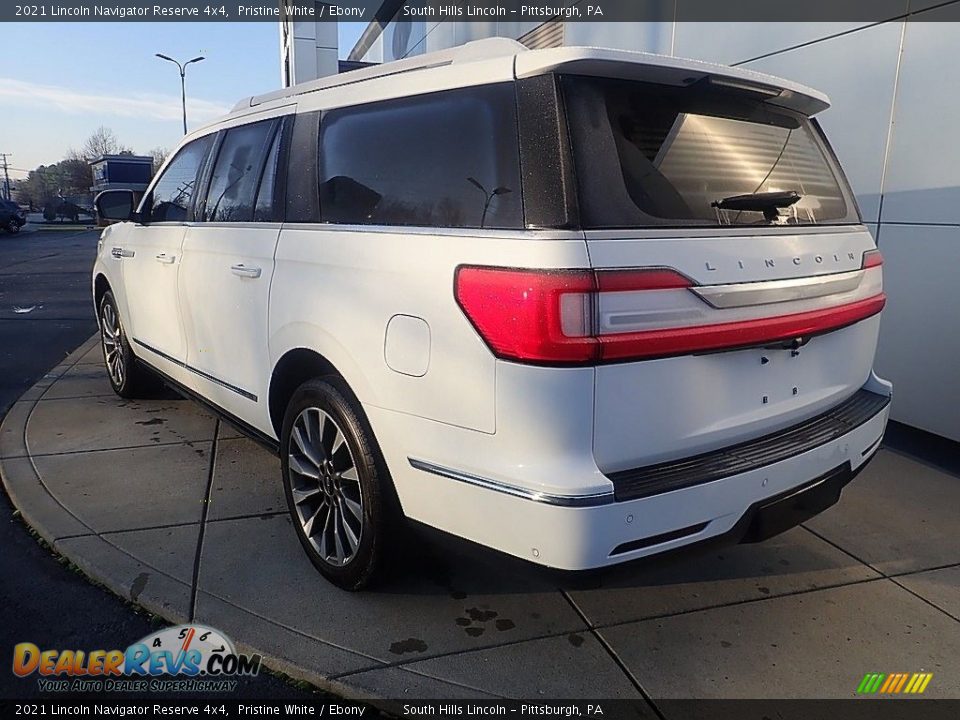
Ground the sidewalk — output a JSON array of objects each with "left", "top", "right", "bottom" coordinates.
[{"left": 2, "top": 335, "right": 959, "bottom": 704}]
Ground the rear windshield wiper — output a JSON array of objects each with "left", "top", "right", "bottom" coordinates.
[{"left": 711, "top": 190, "right": 802, "bottom": 222}]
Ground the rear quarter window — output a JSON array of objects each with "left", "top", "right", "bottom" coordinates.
[
  {"left": 561, "top": 75, "right": 860, "bottom": 229},
  {"left": 317, "top": 83, "right": 523, "bottom": 229}
]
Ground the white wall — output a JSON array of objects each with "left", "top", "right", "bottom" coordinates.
[{"left": 280, "top": 18, "right": 338, "bottom": 85}]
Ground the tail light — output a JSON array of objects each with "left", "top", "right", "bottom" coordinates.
[
  {"left": 861, "top": 248, "right": 884, "bottom": 269},
  {"left": 455, "top": 252, "right": 885, "bottom": 366}
]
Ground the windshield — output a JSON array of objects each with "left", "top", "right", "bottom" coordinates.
[{"left": 561, "top": 75, "right": 860, "bottom": 229}]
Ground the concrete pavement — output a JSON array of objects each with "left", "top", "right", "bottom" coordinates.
[
  {"left": 0, "top": 229, "right": 319, "bottom": 700},
  {"left": 2, "top": 335, "right": 959, "bottom": 705}
]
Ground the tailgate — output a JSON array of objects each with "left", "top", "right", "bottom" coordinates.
[{"left": 588, "top": 228, "right": 884, "bottom": 472}]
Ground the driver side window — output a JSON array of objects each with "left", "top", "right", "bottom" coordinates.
[{"left": 147, "top": 135, "right": 213, "bottom": 223}]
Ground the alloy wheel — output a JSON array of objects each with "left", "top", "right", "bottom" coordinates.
[
  {"left": 287, "top": 407, "right": 364, "bottom": 566},
  {"left": 100, "top": 302, "right": 125, "bottom": 387}
]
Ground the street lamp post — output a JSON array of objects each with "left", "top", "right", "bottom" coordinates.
[{"left": 155, "top": 53, "right": 205, "bottom": 134}]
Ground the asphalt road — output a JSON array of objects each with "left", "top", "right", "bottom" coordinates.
[{"left": 0, "top": 229, "right": 316, "bottom": 700}]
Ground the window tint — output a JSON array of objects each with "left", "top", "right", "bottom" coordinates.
[
  {"left": 562, "top": 75, "right": 859, "bottom": 228},
  {"left": 254, "top": 123, "right": 283, "bottom": 222},
  {"left": 202, "top": 120, "right": 276, "bottom": 223},
  {"left": 147, "top": 135, "right": 213, "bottom": 222},
  {"left": 318, "top": 84, "right": 522, "bottom": 229}
]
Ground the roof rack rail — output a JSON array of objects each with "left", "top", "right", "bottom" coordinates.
[{"left": 233, "top": 37, "right": 526, "bottom": 112}]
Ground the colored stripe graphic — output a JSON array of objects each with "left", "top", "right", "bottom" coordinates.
[{"left": 857, "top": 672, "right": 933, "bottom": 694}]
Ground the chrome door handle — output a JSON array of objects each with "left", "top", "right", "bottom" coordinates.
[
  {"left": 155, "top": 253, "right": 176, "bottom": 264},
  {"left": 111, "top": 247, "right": 135, "bottom": 259},
  {"left": 230, "top": 264, "right": 262, "bottom": 279}
]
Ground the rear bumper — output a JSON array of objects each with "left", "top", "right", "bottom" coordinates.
[
  {"left": 392, "top": 379, "right": 891, "bottom": 571},
  {"left": 609, "top": 388, "right": 889, "bottom": 502}
]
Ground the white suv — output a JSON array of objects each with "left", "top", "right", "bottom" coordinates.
[{"left": 93, "top": 39, "right": 892, "bottom": 590}]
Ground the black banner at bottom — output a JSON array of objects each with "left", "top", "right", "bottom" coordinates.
[{"left": 2, "top": 699, "right": 960, "bottom": 720}]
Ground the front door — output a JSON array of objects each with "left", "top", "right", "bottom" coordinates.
[{"left": 122, "top": 135, "right": 214, "bottom": 384}]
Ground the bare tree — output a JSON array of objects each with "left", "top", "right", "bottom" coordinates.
[
  {"left": 147, "top": 146, "right": 171, "bottom": 177},
  {"left": 68, "top": 126, "right": 133, "bottom": 162}
]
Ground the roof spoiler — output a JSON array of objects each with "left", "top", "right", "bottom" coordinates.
[{"left": 514, "top": 47, "right": 830, "bottom": 116}]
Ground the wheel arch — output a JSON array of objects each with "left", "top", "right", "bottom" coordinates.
[
  {"left": 268, "top": 348, "right": 345, "bottom": 439},
  {"left": 268, "top": 347, "right": 402, "bottom": 513},
  {"left": 93, "top": 273, "right": 111, "bottom": 314}
]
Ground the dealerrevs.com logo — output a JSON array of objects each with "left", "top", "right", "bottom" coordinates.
[{"left": 12, "top": 624, "right": 261, "bottom": 693}]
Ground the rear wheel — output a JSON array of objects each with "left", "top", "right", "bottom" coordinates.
[
  {"left": 280, "top": 377, "right": 393, "bottom": 590},
  {"left": 99, "top": 291, "right": 153, "bottom": 398},
  {"left": 5, "top": 219, "right": 20, "bottom": 234}
]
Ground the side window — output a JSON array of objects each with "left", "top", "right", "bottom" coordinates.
[
  {"left": 202, "top": 119, "right": 276, "bottom": 223},
  {"left": 318, "top": 83, "right": 523, "bottom": 229},
  {"left": 253, "top": 123, "right": 283, "bottom": 222},
  {"left": 147, "top": 135, "right": 213, "bottom": 223}
]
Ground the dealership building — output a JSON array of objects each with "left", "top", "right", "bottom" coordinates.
[{"left": 281, "top": 4, "right": 960, "bottom": 442}]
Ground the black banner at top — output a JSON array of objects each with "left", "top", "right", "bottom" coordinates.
[{"left": 4, "top": 0, "right": 960, "bottom": 23}]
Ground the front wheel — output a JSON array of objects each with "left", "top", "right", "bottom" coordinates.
[
  {"left": 280, "top": 377, "right": 395, "bottom": 590},
  {"left": 99, "top": 291, "right": 153, "bottom": 398},
  {"left": 5, "top": 219, "right": 20, "bottom": 234}
]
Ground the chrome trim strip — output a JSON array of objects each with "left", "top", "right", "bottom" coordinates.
[
  {"left": 278, "top": 223, "right": 580, "bottom": 241},
  {"left": 582, "top": 224, "right": 868, "bottom": 240},
  {"left": 408, "top": 458, "right": 614, "bottom": 507},
  {"left": 132, "top": 338, "right": 258, "bottom": 402},
  {"left": 692, "top": 269, "right": 864, "bottom": 309}
]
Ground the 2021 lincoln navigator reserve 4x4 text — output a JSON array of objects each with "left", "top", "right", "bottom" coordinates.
[{"left": 93, "top": 38, "right": 892, "bottom": 590}]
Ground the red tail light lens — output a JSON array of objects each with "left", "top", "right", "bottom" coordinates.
[
  {"left": 454, "top": 267, "right": 694, "bottom": 364},
  {"left": 454, "top": 267, "right": 599, "bottom": 363},
  {"left": 594, "top": 268, "right": 694, "bottom": 292},
  {"left": 862, "top": 249, "right": 884, "bottom": 269}
]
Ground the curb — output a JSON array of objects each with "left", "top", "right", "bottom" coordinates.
[
  {"left": 0, "top": 336, "right": 393, "bottom": 704},
  {"left": 26, "top": 226, "right": 99, "bottom": 233},
  {"left": 1, "top": 336, "right": 100, "bottom": 544}
]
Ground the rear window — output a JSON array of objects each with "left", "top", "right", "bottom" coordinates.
[{"left": 561, "top": 75, "right": 860, "bottom": 229}]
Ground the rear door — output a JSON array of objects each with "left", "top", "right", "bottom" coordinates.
[
  {"left": 558, "top": 75, "right": 885, "bottom": 473},
  {"left": 179, "top": 114, "right": 290, "bottom": 432}
]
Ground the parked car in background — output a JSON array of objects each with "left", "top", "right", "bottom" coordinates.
[
  {"left": 43, "top": 201, "right": 94, "bottom": 224},
  {"left": 1, "top": 199, "right": 26, "bottom": 234},
  {"left": 93, "top": 39, "right": 892, "bottom": 590}
]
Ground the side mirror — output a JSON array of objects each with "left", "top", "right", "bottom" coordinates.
[{"left": 94, "top": 190, "right": 137, "bottom": 223}]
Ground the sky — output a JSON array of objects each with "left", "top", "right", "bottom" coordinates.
[{"left": 0, "top": 21, "right": 366, "bottom": 178}]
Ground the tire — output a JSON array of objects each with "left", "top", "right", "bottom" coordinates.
[
  {"left": 5, "top": 219, "right": 20, "bottom": 234},
  {"left": 280, "top": 377, "right": 395, "bottom": 590},
  {"left": 98, "top": 291, "right": 153, "bottom": 398}
]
